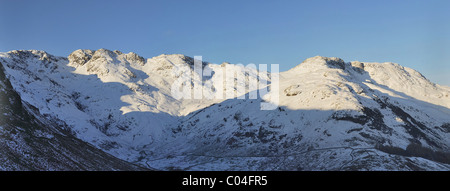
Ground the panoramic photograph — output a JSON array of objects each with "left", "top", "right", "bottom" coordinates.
[{"left": 0, "top": 0, "right": 449, "bottom": 185}]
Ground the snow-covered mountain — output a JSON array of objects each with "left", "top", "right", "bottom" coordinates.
[
  {"left": 0, "top": 49, "right": 449, "bottom": 170},
  {"left": 0, "top": 60, "right": 144, "bottom": 170}
]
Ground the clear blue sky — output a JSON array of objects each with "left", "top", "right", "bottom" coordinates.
[{"left": 1, "top": 0, "right": 449, "bottom": 85}]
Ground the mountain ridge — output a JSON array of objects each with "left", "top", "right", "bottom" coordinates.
[{"left": 0, "top": 49, "right": 449, "bottom": 170}]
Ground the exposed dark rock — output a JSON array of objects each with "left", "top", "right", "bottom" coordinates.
[
  {"left": 332, "top": 107, "right": 391, "bottom": 134},
  {"left": 440, "top": 123, "right": 450, "bottom": 133}
]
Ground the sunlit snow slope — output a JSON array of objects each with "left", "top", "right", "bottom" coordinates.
[{"left": 1, "top": 50, "right": 449, "bottom": 170}]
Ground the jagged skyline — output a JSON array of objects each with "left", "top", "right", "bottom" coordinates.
[
  {"left": 1, "top": 49, "right": 449, "bottom": 170},
  {"left": 1, "top": 0, "right": 449, "bottom": 86}
]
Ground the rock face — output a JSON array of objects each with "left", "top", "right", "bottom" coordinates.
[
  {"left": 0, "top": 49, "right": 449, "bottom": 171},
  {"left": 125, "top": 52, "right": 145, "bottom": 66},
  {"left": 68, "top": 49, "right": 94, "bottom": 66}
]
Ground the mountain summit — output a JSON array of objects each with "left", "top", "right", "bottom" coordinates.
[
  {"left": 291, "top": 55, "right": 347, "bottom": 70},
  {"left": 1, "top": 49, "right": 449, "bottom": 170}
]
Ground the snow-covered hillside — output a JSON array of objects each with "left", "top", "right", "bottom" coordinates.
[
  {"left": 0, "top": 49, "right": 268, "bottom": 163},
  {"left": 0, "top": 50, "right": 449, "bottom": 170},
  {"left": 0, "top": 60, "right": 144, "bottom": 170},
  {"left": 149, "top": 56, "right": 450, "bottom": 170}
]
